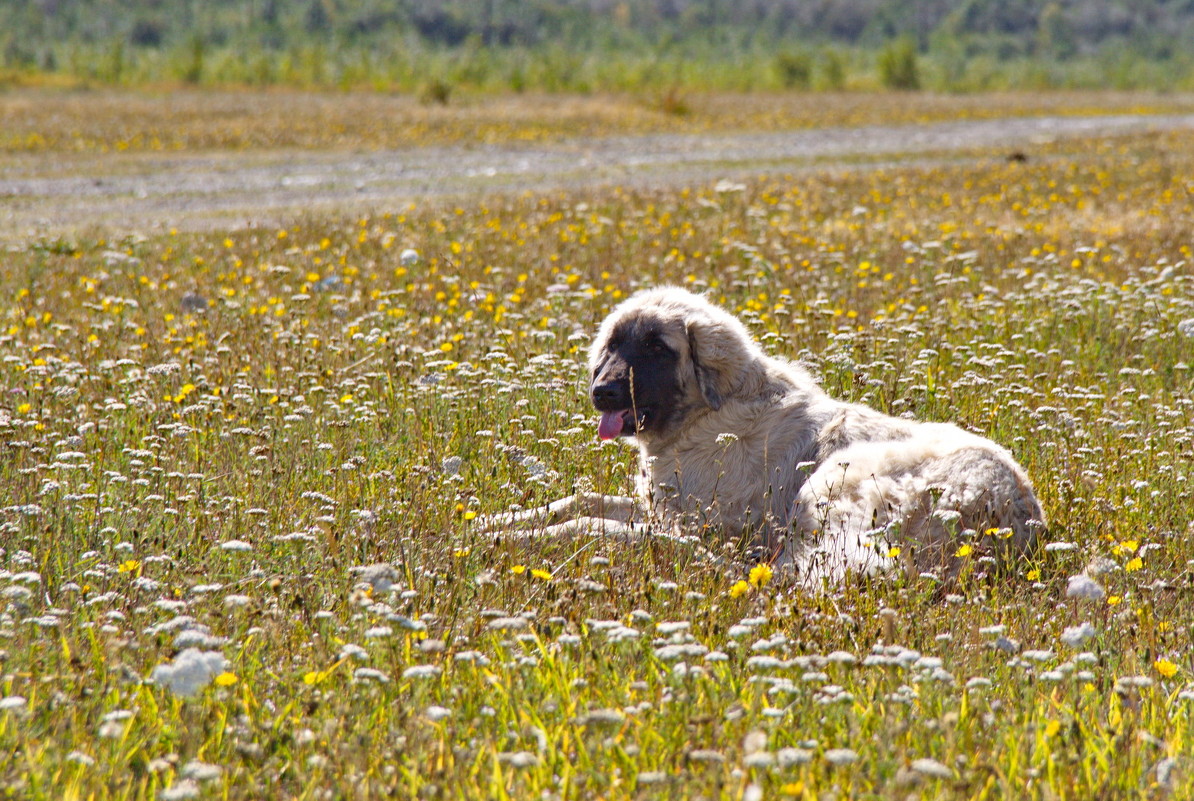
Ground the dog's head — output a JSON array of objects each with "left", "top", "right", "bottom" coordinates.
[{"left": 587, "top": 287, "right": 767, "bottom": 441}]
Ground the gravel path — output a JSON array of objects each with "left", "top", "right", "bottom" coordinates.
[{"left": 3, "top": 111, "right": 1193, "bottom": 240}]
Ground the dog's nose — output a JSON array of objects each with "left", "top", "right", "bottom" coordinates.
[{"left": 591, "top": 383, "right": 622, "bottom": 405}]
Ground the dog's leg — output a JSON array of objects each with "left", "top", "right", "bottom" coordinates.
[{"left": 475, "top": 493, "right": 641, "bottom": 532}]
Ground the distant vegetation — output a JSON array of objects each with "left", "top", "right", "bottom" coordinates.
[{"left": 3, "top": 0, "right": 1194, "bottom": 94}]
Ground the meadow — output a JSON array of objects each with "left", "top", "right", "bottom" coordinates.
[
  {"left": 1, "top": 105, "right": 1193, "bottom": 799},
  {"left": 5, "top": 88, "right": 1194, "bottom": 156}
]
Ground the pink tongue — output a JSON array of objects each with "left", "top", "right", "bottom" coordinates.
[{"left": 598, "top": 410, "right": 628, "bottom": 440}]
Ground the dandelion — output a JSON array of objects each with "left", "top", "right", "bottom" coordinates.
[
  {"left": 531, "top": 568, "right": 552, "bottom": 581},
  {"left": 955, "top": 543, "right": 973, "bottom": 558},
  {"left": 730, "top": 580, "right": 750, "bottom": 599},
  {"left": 748, "top": 563, "right": 773, "bottom": 587},
  {"left": 1155, "top": 658, "right": 1180, "bottom": 678}
]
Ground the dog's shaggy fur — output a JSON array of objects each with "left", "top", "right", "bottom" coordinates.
[{"left": 497, "top": 287, "right": 1044, "bottom": 584}]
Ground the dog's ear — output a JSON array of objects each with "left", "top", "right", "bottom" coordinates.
[{"left": 686, "top": 321, "right": 723, "bottom": 410}]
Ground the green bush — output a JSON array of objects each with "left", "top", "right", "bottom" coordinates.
[
  {"left": 774, "top": 50, "right": 812, "bottom": 89},
  {"left": 878, "top": 37, "right": 920, "bottom": 90}
]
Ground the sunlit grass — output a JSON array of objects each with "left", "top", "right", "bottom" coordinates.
[
  {"left": 0, "top": 123, "right": 1192, "bottom": 799},
  {"left": 2, "top": 88, "right": 1193, "bottom": 155}
]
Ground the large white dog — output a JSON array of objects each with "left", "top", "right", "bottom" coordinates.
[{"left": 490, "top": 287, "right": 1044, "bottom": 584}]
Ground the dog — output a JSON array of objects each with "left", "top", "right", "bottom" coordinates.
[{"left": 486, "top": 287, "right": 1044, "bottom": 585}]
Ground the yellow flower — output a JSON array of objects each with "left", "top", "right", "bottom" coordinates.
[
  {"left": 1026, "top": 569, "right": 1041, "bottom": 581},
  {"left": 17, "top": 403, "right": 31, "bottom": 414},
  {"left": 955, "top": 543, "right": 973, "bottom": 558},
  {"left": 1044, "top": 719, "right": 1061, "bottom": 737},
  {"left": 886, "top": 546, "right": 901, "bottom": 558},
  {"left": 215, "top": 672, "right": 239, "bottom": 687},
  {"left": 1107, "top": 595, "right": 1122, "bottom": 606},
  {"left": 729, "top": 580, "right": 750, "bottom": 599},
  {"left": 511, "top": 564, "right": 526, "bottom": 575},
  {"left": 748, "top": 563, "right": 773, "bottom": 587},
  {"left": 1155, "top": 658, "right": 1179, "bottom": 678},
  {"left": 453, "top": 548, "right": 471, "bottom": 558},
  {"left": 1125, "top": 557, "right": 1143, "bottom": 572},
  {"left": 117, "top": 560, "right": 141, "bottom": 575},
  {"left": 531, "top": 569, "right": 552, "bottom": 581}
]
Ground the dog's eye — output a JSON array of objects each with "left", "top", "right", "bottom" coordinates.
[{"left": 645, "top": 336, "right": 669, "bottom": 354}]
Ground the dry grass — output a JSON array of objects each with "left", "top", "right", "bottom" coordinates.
[{"left": 3, "top": 88, "right": 1193, "bottom": 154}]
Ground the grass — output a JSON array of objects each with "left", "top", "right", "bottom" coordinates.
[
  {"left": 2, "top": 88, "right": 1194, "bottom": 156},
  {"left": 0, "top": 110, "right": 1193, "bottom": 799}
]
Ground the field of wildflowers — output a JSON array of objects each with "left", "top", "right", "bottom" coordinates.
[{"left": 1, "top": 105, "right": 1193, "bottom": 799}]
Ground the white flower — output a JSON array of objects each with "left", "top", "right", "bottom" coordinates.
[
  {"left": 1066, "top": 574, "right": 1106, "bottom": 602},
  {"left": 355, "top": 563, "right": 399, "bottom": 594},
  {"left": 824, "top": 748, "right": 859, "bottom": 766},
  {"left": 488, "top": 617, "right": 528, "bottom": 631},
  {"left": 353, "top": 668, "right": 391, "bottom": 683},
  {"left": 425, "top": 705, "right": 452, "bottom": 722},
  {"left": 0, "top": 696, "right": 27, "bottom": 711},
  {"left": 1177, "top": 318, "right": 1194, "bottom": 338},
  {"left": 911, "top": 758, "right": 952, "bottom": 779},
  {"left": 160, "top": 779, "right": 201, "bottom": 800},
  {"left": 150, "top": 649, "right": 228, "bottom": 697},
  {"left": 496, "top": 751, "right": 538, "bottom": 768},
  {"left": 401, "top": 665, "right": 441, "bottom": 680},
  {"left": 400, "top": 249, "right": 421, "bottom": 266},
  {"left": 219, "top": 540, "right": 252, "bottom": 552},
  {"left": 1060, "top": 622, "right": 1097, "bottom": 647},
  {"left": 777, "top": 748, "right": 813, "bottom": 767},
  {"left": 180, "top": 761, "right": 223, "bottom": 781}
]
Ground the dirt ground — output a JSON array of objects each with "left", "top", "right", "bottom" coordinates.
[{"left": 3, "top": 110, "right": 1193, "bottom": 241}]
